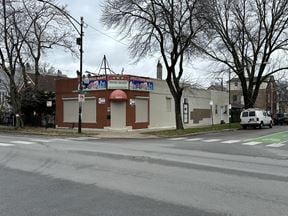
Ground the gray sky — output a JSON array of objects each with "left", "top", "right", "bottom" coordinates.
[{"left": 45, "top": 0, "right": 211, "bottom": 85}]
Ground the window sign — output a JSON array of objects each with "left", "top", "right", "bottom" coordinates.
[{"left": 98, "top": 97, "right": 106, "bottom": 104}]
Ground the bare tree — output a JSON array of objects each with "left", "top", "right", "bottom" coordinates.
[
  {"left": 0, "top": 0, "right": 74, "bottom": 127},
  {"left": 22, "top": 0, "right": 76, "bottom": 87},
  {"left": 102, "top": 0, "right": 205, "bottom": 129},
  {"left": 200, "top": 0, "right": 288, "bottom": 109},
  {"left": 0, "top": 0, "right": 33, "bottom": 127}
]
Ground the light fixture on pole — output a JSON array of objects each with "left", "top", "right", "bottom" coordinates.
[
  {"left": 209, "top": 100, "right": 214, "bottom": 126},
  {"left": 37, "top": 0, "right": 84, "bottom": 133},
  {"left": 228, "top": 69, "right": 231, "bottom": 128}
]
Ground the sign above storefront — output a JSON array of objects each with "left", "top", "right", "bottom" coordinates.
[
  {"left": 108, "top": 80, "right": 129, "bottom": 89},
  {"left": 80, "top": 75, "right": 154, "bottom": 91},
  {"left": 129, "top": 80, "right": 153, "bottom": 91},
  {"left": 82, "top": 76, "right": 107, "bottom": 91}
]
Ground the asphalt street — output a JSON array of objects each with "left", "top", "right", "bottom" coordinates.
[{"left": 0, "top": 126, "right": 288, "bottom": 216}]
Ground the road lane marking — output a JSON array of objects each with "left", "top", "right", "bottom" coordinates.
[
  {"left": 11, "top": 141, "right": 36, "bottom": 145},
  {"left": 266, "top": 143, "right": 286, "bottom": 148},
  {"left": 203, "top": 139, "right": 221, "bottom": 143},
  {"left": 0, "top": 143, "right": 14, "bottom": 147},
  {"left": 242, "top": 141, "right": 262, "bottom": 146},
  {"left": 185, "top": 138, "right": 203, "bottom": 141},
  {"left": 221, "top": 140, "right": 241, "bottom": 144}
]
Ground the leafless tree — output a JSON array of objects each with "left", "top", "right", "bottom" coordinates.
[
  {"left": 0, "top": 0, "right": 32, "bottom": 127},
  {"left": 200, "top": 0, "right": 288, "bottom": 109},
  {"left": 102, "top": 0, "right": 206, "bottom": 129},
  {"left": 22, "top": 0, "right": 76, "bottom": 87},
  {"left": 0, "top": 0, "right": 75, "bottom": 127}
]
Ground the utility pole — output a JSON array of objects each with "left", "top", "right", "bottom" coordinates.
[
  {"left": 37, "top": 0, "right": 84, "bottom": 133},
  {"left": 77, "top": 17, "right": 84, "bottom": 134}
]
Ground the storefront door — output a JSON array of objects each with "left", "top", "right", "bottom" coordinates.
[{"left": 111, "top": 101, "right": 126, "bottom": 129}]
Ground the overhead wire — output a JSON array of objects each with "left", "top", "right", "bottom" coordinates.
[{"left": 84, "top": 22, "right": 129, "bottom": 47}]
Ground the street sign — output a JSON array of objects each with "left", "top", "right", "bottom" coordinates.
[
  {"left": 46, "top": 101, "right": 52, "bottom": 107},
  {"left": 78, "top": 94, "right": 85, "bottom": 102}
]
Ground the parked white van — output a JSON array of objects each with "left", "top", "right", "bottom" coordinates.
[{"left": 240, "top": 108, "right": 273, "bottom": 129}]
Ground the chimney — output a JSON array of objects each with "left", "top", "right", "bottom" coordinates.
[
  {"left": 57, "top": 70, "right": 62, "bottom": 76},
  {"left": 157, "top": 60, "right": 162, "bottom": 80}
]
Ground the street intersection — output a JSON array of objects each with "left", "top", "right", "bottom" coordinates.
[{"left": 0, "top": 126, "right": 288, "bottom": 216}]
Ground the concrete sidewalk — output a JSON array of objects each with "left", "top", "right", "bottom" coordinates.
[{"left": 0, "top": 125, "right": 160, "bottom": 139}]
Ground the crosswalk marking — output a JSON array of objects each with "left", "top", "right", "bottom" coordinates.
[
  {"left": 50, "top": 138, "right": 70, "bottom": 142},
  {"left": 11, "top": 141, "right": 36, "bottom": 145},
  {"left": 221, "top": 140, "right": 241, "bottom": 144},
  {"left": 185, "top": 138, "right": 203, "bottom": 141},
  {"left": 266, "top": 143, "right": 286, "bottom": 148},
  {"left": 242, "top": 141, "right": 262, "bottom": 146},
  {"left": 168, "top": 138, "right": 186, "bottom": 141},
  {"left": 0, "top": 143, "right": 14, "bottom": 147},
  {"left": 69, "top": 137, "right": 100, "bottom": 141},
  {"left": 30, "top": 139, "right": 53, "bottom": 143},
  {"left": 203, "top": 139, "right": 221, "bottom": 143}
]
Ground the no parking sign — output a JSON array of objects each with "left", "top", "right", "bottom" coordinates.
[{"left": 78, "top": 94, "right": 85, "bottom": 102}]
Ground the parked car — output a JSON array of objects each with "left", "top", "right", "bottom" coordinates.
[
  {"left": 274, "top": 113, "right": 288, "bottom": 125},
  {"left": 240, "top": 108, "right": 273, "bottom": 129}
]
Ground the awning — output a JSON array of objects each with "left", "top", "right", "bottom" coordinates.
[{"left": 109, "top": 90, "right": 128, "bottom": 101}]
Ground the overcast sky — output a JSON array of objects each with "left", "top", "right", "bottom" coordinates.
[{"left": 45, "top": 0, "right": 211, "bottom": 86}]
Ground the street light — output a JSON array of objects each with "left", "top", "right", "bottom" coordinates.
[
  {"left": 209, "top": 100, "right": 214, "bottom": 126},
  {"left": 37, "top": 0, "right": 84, "bottom": 133},
  {"left": 228, "top": 69, "right": 231, "bottom": 128}
]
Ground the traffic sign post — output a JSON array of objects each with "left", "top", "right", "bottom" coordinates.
[{"left": 78, "top": 94, "right": 85, "bottom": 102}]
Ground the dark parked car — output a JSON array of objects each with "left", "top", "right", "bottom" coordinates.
[{"left": 274, "top": 113, "right": 288, "bottom": 125}]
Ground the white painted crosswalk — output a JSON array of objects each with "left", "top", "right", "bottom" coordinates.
[
  {"left": 266, "top": 143, "right": 286, "bottom": 148},
  {"left": 0, "top": 143, "right": 14, "bottom": 147},
  {"left": 221, "top": 140, "right": 241, "bottom": 144},
  {"left": 0, "top": 137, "right": 101, "bottom": 148},
  {"left": 185, "top": 138, "right": 203, "bottom": 142},
  {"left": 11, "top": 141, "right": 35, "bottom": 145},
  {"left": 203, "top": 139, "right": 221, "bottom": 143},
  {"left": 166, "top": 137, "right": 287, "bottom": 148},
  {"left": 242, "top": 141, "right": 262, "bottom": 146}
]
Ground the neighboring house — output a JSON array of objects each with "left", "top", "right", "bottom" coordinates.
[
  {"left": 229, "top": 76, "right": 277, "bottom": 116},
  {"left": 277, "top": 82, "right": 288, "bottom": 113},
  {"left": 208, "top": 84, "right": 227, "bottom": 92},
  {"left": 0, "top": 72, "right": 10, "bottom": 110},
  {"left": 20, "top": 71, "right": 66, "bottom": 92},
  {"left": 18, "top": 72, "right": 66, "bottom": 127}
]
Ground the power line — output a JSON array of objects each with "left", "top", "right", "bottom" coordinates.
[{"left": 85, "top": 22, "right": 129, "bottom": 46}]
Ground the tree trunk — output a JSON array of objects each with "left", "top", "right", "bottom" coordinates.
[
  {"left": 243, "top": 89, "right": 260, "bottom": 109},
  {"left": 173, "top": 94, "right": 184, "bottom": 130},
  {"left": 34, "top": 60, "right": 40, "bottom": 88},
  {"left": 9, "top": 78, "right": 23, "bottom": 128}
]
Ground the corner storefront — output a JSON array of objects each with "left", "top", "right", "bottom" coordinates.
[{"left": 56, "top": 74, "right": 153, "bottom": 129}]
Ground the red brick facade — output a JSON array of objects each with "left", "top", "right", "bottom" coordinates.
[{"left": 56, "top": 76, "right": 150, "bottom": 129}]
